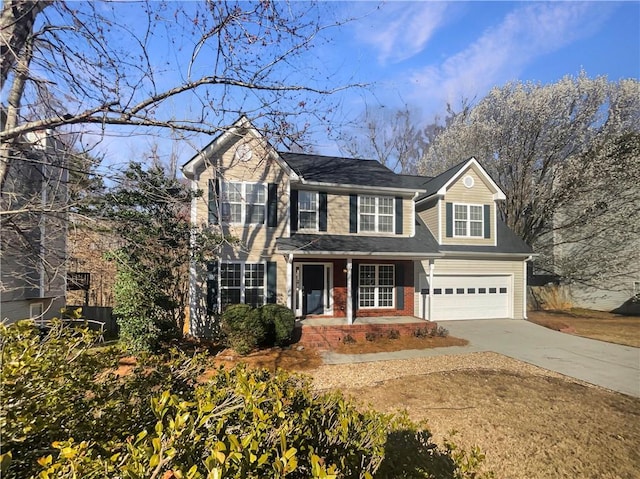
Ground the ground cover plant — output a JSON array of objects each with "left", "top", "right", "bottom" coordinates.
[{"left": 0, "top": 319, "right": 490, "bottom": 479}]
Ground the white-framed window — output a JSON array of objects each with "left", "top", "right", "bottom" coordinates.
[
  {"left": 454, "top": 203, "right": 483, "bottom": 237},
  {"left": 359, "top": 264, "right": 394, "bottom": 308},
  {"left": 221, "top": 181, "right": 266, "bottom": 224},
  {"left": 359, "top": 196, "right": 394, "bottom": 233},
  {"left": 298, "top": 190, "right": 318, "bottom": 230},
  {"left": 220, "top": 262, "right": 265, "bottom": 308}
]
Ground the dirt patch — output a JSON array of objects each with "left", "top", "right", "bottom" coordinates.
[
  {"left": 205, "top": 346, "right": 323, "bottom": 373},
  {"left": 528, "top": 309, "right": 640, "bottom": 347},
  {"left": 310, "top": 354, "right": 640, "bottom": 479}
]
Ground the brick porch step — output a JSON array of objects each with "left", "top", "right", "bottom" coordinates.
[{"left": 295, "top": 321, "right": 438, "bottom": 350}]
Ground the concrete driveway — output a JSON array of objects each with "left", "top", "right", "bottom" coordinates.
[{"left": 323, "top": 319, "right": 640, "bottom": 398}]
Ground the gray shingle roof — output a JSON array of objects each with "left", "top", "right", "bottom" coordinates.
[
  {"left": 279, "top": 152, "right": 425, "bottom": 190},
  {"left": 277, "top": 217, "right": 440, "bottom": 255},
  {"left": 276, "top": 217, "right": 532, "bottom": 256},
  {"left": 416, "top": 157, "right": 472, "bottom": 201}
]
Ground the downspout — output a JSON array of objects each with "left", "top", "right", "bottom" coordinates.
[
  {"left": 523, "top": 255, "right": 533, "bottom": 320},
  {"left": 346, "top": 258, "right": 353, "bottom": 325},
  {"left": 428, "top": 260, "right": 435, "bottom": 321},
  {"left": 286, "top": 254, "right": 293, "bottom": 309},
  {"left": 411, "top": 191, "right": 419, "bottom": 237},
  {"left": 188, "top": 176, "right": 199, "bottom": 335}
]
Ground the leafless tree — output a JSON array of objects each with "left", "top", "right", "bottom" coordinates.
[
  {"left": 1, "top": 0, "right": 357, "bottom": 187},
  {"left": 1, "top": 0, "right": 357, "bottom": 319},
  {"left": 335, "top": 104, "right": 427, "bottom": 174}
]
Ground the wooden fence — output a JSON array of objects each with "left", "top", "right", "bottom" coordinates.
[{"left": 68, "top": 305, "right": 118, "bottom": 338}]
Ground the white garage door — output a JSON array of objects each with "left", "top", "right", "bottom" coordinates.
[{"left": 432, "top": 275, "right": 511, "bottom": 320}]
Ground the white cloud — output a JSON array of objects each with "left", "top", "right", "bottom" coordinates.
[
  {"left": 407, "top": 2, "right": 612, "bottom": 111},
  {"left": 353, "top": 2, "right": 450, "bottom": 65}
]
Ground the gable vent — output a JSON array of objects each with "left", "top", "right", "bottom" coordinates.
[{"left": 463, "top": 175, "right": 474, "bottom": 188}]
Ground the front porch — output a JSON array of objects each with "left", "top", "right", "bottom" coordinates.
[{"left": 295, "top": 315, "right": 437, "bottom": 350}]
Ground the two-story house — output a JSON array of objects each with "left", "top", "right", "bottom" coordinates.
[{"left": 182, "top": 117, "right": 533, "bottom": 335}]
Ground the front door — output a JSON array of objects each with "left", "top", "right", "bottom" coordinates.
[{"left": 302, "top": 265, "right": 325, "bottom": 315}]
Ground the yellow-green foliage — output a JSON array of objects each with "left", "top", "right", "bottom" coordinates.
[{"left": 1, "top": 321, "right": 491, "bottom": 479}]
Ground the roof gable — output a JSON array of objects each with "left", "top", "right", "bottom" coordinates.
[
  {"left": 418, "top": 157, "right": 506, "bottom": 203},
  {"left": 181, "top": 116, "right": 297, "bottom": 180}
]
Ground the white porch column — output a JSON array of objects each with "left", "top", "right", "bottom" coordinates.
[
  {"left": 286, "top": 254, "right": 293, "bottom": 309},
  {"left": 428, "top": 260, "right": 435, "bottom": 322},
  {"left": 346, "top": 258, "right": 353, "bottom": 325}
]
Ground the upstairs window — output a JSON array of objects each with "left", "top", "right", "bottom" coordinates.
[
  {"left": 221, "top": 181, "right": 265, "bottom": 224},
  {"left": 454, "top": 204, "right": 483, "bottom": 237},
  {"left": 298, "top": 191, "right": 318, "bottom": 230},
  {"left": 359, "top": 195, "right": 394, "bottom": 233}
]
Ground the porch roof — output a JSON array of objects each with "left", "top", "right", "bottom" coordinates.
[
  {"left": 276, "top": 218, "right": 532, "bottom": 256},
  {"left": 276, "top": 218, "right": 441, "bottom": 256}
]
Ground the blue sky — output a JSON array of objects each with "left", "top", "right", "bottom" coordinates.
[
  {"left": 91, "top": 1, "right": 639, "bottom": 168},
  {"left": 308, "top": 1, "right": 639, "bottom": 153}
]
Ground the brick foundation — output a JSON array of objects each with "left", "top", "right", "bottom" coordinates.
[{"left": 296, "top": 321, "right": 438, "bottom": 350}]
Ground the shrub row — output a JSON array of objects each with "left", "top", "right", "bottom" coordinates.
[{"left": 220, "top": 303, "right": 296, "bottom": 355}]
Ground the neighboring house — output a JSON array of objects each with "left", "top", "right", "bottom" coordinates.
[
  {"left": 182, "top": 117, "right": 533, "bottom": 335},
  {"left": 0, "top": 130, "right": 68, "bottom": 323},
  {"left": 66, "top": 214, "right": 119, "bottom": 308}
]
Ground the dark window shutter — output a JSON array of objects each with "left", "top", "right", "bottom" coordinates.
[
  {"left": 445, "top": 202, "right": 453, "bottom": 238},
  {"left": 267, "top": 183, "right": 278, "bottom": 227},
  {"left": 349, "top": 194, "right": 358, "bottom": 233},
  {"left": 290, "top": 190, "right": 298, "bottom": 231},
  {"left": 319, "top": 192, "right": 328, "bottom": 232},
  {"left": 266, "top": 261, "right": 277, "bottom": 304},
  {"left": 395, "top": 263, "right": 404, "bottom": 310},
  {"left": 352, "top": 262, "right": 359, "bottom": 311},
  {"left": 484, "top": 204, "right": 491, "bottom": 239},
  {"left": 208, "top": 179, "right": 219, "bottom": 225},
  {"left": 206, "top": 261, "right": 219, "bottom": 314},
  {"left": 395, "top": 197, "right": 403, "bottom": 235}
]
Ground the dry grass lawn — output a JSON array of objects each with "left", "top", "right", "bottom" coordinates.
[
  {"left": 338, "top": 363, "right": 640, "bottom": 479},
  {"left": 167, "top": 310, "right": 640, "bottom": 478},
  {"left": 528, "top": 309, "right": 640, "bottom": 347}
]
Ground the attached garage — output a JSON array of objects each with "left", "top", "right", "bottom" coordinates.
[{"left": 431, "top": 274, "right": 513, "bottom": 320}]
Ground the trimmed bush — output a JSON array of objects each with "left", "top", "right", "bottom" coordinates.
[
  {"left": 220, "top": 304, "right": 266, "bottom": 354},
  {"left": 257, "top": 303, "right": 296, "bottom": 346}
]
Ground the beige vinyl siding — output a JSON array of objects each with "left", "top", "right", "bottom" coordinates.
[
  {"left": 326, "top": 193, "right": 350, "bottom": 234},
  {"left": 441, "top": 166, "right": 496, "bottom": 246},
  {"left": 194, "top": 134, "right": 290, "bottom": 261},
  {"left": 417, "top": 198, "right": 440, "bottom": 240},
  {"left": 431, "top": 258, "right": 525, "bottom": 319},
  {"left": 325, "top": 192, "right": 414, "bottom": 236},
  {"left": 402, "top": 197, "right": 413, "bottom": 235}
]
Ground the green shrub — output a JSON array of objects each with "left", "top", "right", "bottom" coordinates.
[
  {"left": 0, "top": 319, "right": 206, "bottom": 479},
  {"left": 256, "top": 303, "right": 296, "bottom": 346},
  {"left": 1, "top": 317, "right": 491, "bottom": 479},
  {"left": 220, "top": 304, "right": 266, "bottom": 355}
]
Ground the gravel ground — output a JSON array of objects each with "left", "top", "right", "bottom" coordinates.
[{"left": 310, "top": 351, "right": 572, "bottom": 391}]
